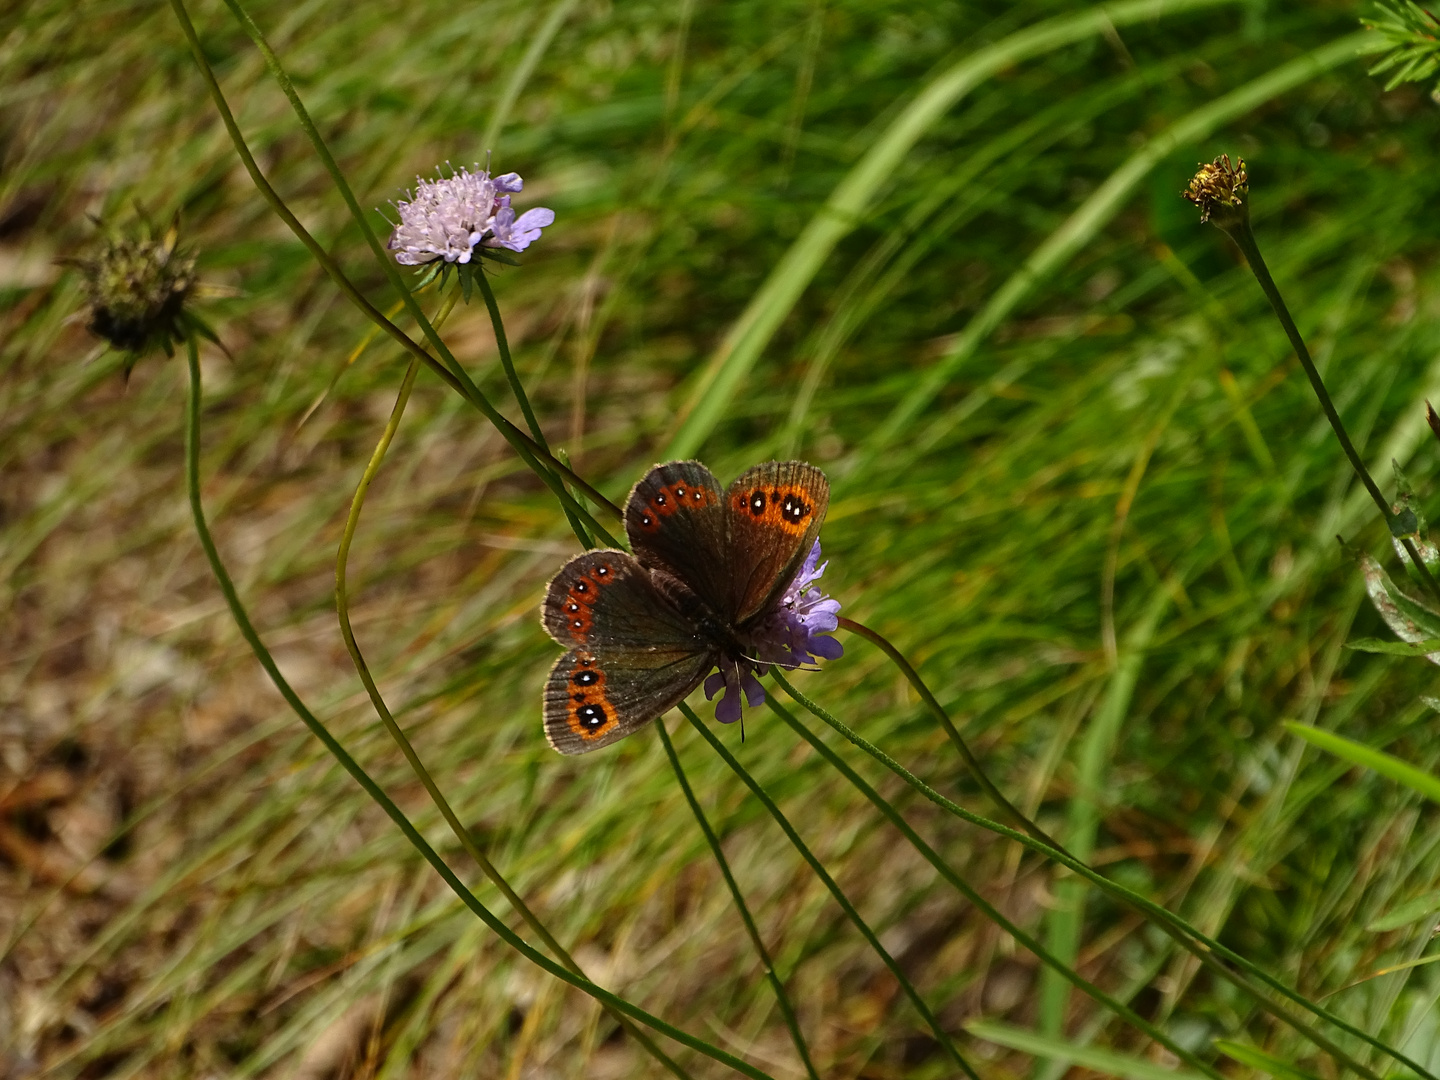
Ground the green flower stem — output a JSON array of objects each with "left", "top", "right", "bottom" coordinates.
[
  {"left": 655, "top": 721, "right": 820, "bottom": 1080},
  {"left": 761, "top": 692, "right": 1225, "bottom": 1080},
  {"left": 678, "top": 702, "right": 981, "bottom": 1080},
  {"left": 473, "top": 269, "right": 593, "bottom": 547},
  {"left": 1221, "top": 216, "right": 1440, "bottom": 607},
  {"left": 475, "top": 268, "right": 546, "bottom": 457},
  {"left": 767, "top": 671, "right": 1431, "bottom": 1080},
  {"left": 333, "top": 354, "right": 691, "bottom": 1080},
  {"left": 837, "top": 616, "right": 1061, "bottom": 850},
  {"left": 168, "top": 0, "right": 622, "bottom": 534},
  {"left": 182, "top": 337, "right": 773, "bottom": 1080}
]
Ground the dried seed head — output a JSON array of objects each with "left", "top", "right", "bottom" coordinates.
[
  {"left": 1182, "top": 154, "right": 1249, "bottom": 229},
  {"left": 76, "top": 225, "right": 196, "bottom": 361}
]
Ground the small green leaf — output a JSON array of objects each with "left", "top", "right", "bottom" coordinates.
[
  {"left": 1365, "top": 889, "right": 1440, "bottom": 933},
  {"left": 1285, "top": 722, "right": 1440, "bottom": 804},
  {"left": 1214, "top": 1039, "right": 1320, "bottom": 1080},
  {"left": 1381, "top": 576, "right": 1440, "bottom": 640},
  {"left": 966, "top": 1020, "right": 1205, "bottom": 1080},
  {"left": 1343, "top": 636, "right": 1440, "bottom": 656}
]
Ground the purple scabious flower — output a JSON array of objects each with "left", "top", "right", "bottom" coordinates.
[
  {"left": 387, "top": 165, "right": 553, "bottom": 266},
  {"left": 704, "top": 540, "right": 844, "bottom": 724}
]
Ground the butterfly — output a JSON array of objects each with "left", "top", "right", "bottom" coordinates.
[{"left": 539, "top": 460, "right": 842, "bottom": 754}]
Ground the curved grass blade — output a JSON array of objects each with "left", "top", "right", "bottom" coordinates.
[
  {"left": 856, "top": 32, "right": 1375, "bottom": 473},
  {"left": 480, "top": 0, "right": 582, "bottom": 153},
  {"left": 662, "top": 0, "right": 1247, "bottom": 460}
]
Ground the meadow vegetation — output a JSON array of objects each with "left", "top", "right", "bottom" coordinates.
[{"left": 3, "top": 0, "right": 1440, "bottom": 1076}]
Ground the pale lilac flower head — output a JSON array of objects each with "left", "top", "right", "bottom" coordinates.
[
  {"left": 704, "top": 539, "right": 844, "bottom": 725},
  {"left": 387, "top": 165, "right": 553, "bottom": 266}
]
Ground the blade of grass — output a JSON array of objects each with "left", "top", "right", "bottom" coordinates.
[
  {"left": 655, "top": 720, "right": 820, "bottom": 1080},
  {"left": 662, "top": 0, "right": 1247, "bottom": 459},
  {"left": 854, "top": 31, "right": 1375, "bottom": 474},
  {"left": 678, "top": 701, "right": 981, "bottom": 1080},
  {"left": 1039, "top": 590, "right": 1169, "bottom": 1052},
  {"left": 762, "top": 691, "right": 1226, "bottom": 1080},
  {"left": 968, "top": 1019, "right": 1208, "bottom": 1080},
  {"left": 480, "top": 0, "right": 582, "bottom": 154},
  {"left": 767, "top": 670, "right": 1432, "bottom": 1080},
  {"left": 1285, "top": 722, "right": 1440, "bottom": 805}
]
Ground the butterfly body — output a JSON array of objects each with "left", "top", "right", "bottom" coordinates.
[{"left": 540, "top": 460, "right": 833, "bottom": 754}]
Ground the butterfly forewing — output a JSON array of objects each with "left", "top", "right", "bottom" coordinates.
[
  {"left": 723, "top": 461, "right": 829, "bottom": 624},
  {"left": 543, "top": 549, "right": 701, "bottom": 650},
  {"left": 624, "top": 461, "right": 734, "bottom": 618},
  {"left": 544, "top": 647, "right": 714, "bottom": 754}
]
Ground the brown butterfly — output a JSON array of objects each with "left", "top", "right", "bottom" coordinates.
[{"left": 540, "top": 460, "right": 842, "bottom": 754}]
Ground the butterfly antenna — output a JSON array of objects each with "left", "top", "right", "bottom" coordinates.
[{"left": 740, "top": 712, "right": 746, "bottom": 744}]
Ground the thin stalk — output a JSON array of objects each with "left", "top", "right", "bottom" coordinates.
[
  {"left": 678, "top": 702, "right": 981, "bottom": 1080},
  {"left": 655, "top": 721, "right": 821, "bottom": 1080},
  {"left": 168, "top": 0, "right": 622, "bottom": 531},
  {"left": 476, "top": 268, "right": 547, "bottom": 455},
  {"left": 333, "top": 359, "right": 690, "bottom": 1079},
  {"left": 182, "top": 336, "right": 774, "bottom": 1080},
  {"left": 767, "top": 671, "right": 1434, "bottom": 1080},
  {"left": 761, "top": 693, "right": 1226, "bottom": 1080},
  {"left": 1223, "top": 216, "right": 1440, "bottom": 607},
  {"left": 474, "top": 268, "right": 593, "bottom": 546},
  {"left": 838, "top": 616, "right": 1059, "bottom": 850}
]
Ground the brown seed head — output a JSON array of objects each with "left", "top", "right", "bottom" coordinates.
[
  {"left": 76, "top": 225, "right": 196, "bottom": 362},
  {"left": 1182, "top": 154, "right": 1249, "bottom": 228}
]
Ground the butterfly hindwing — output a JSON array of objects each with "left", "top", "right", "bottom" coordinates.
[
  {"left": 723, "top": 461, "right": 829, "bottom": 625},
  {"left": 624, "top": 461, "right": 734, "bottom": 618},
  {"left": 544, "top": 647, "right": 715, "bottom": 754}
]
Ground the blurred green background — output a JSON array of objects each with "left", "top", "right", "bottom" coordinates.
[{"left": 3, "top": 0, "right": 1440, "bottom": 1076}]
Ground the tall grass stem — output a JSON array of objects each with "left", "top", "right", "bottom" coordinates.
[
  {"left": 766, "top": 671, "right": 1431, "bottom": 1080},
  {"left": 761, "top": 692, "right": 1225, "bottom": 1080},
  {"left": 1221, "top": 216, "right": 1440, "bottom": 606},
  {"left": 656, "top": 721, "right": 820, "bottom": 1080},
  {"left": 183, "top": 334, "right": 776, "bottom": 1080},
  {"left": 679, "top": 702, "right": 981, "bottom": 1079},
  {"left": 331, "top": 350, "right": 692, "bottom": 1077}
]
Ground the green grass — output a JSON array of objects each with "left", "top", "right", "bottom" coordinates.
[{"left": 4, "top": 0, "right": 1440, "bottom": 1076}]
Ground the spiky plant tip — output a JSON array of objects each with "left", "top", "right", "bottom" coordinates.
[
  {"left": 1361, "top": 1, "right": 1440, "bottom": 95},
  {"left": 75, "top": 224, "right": 197, "bottom": 367},
  {"left": 1427, "top": 400, "right": 1440, "bottom": 446},
  {"left": 1182, "top": 154, "right": 1249, "bottom": 230}
]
